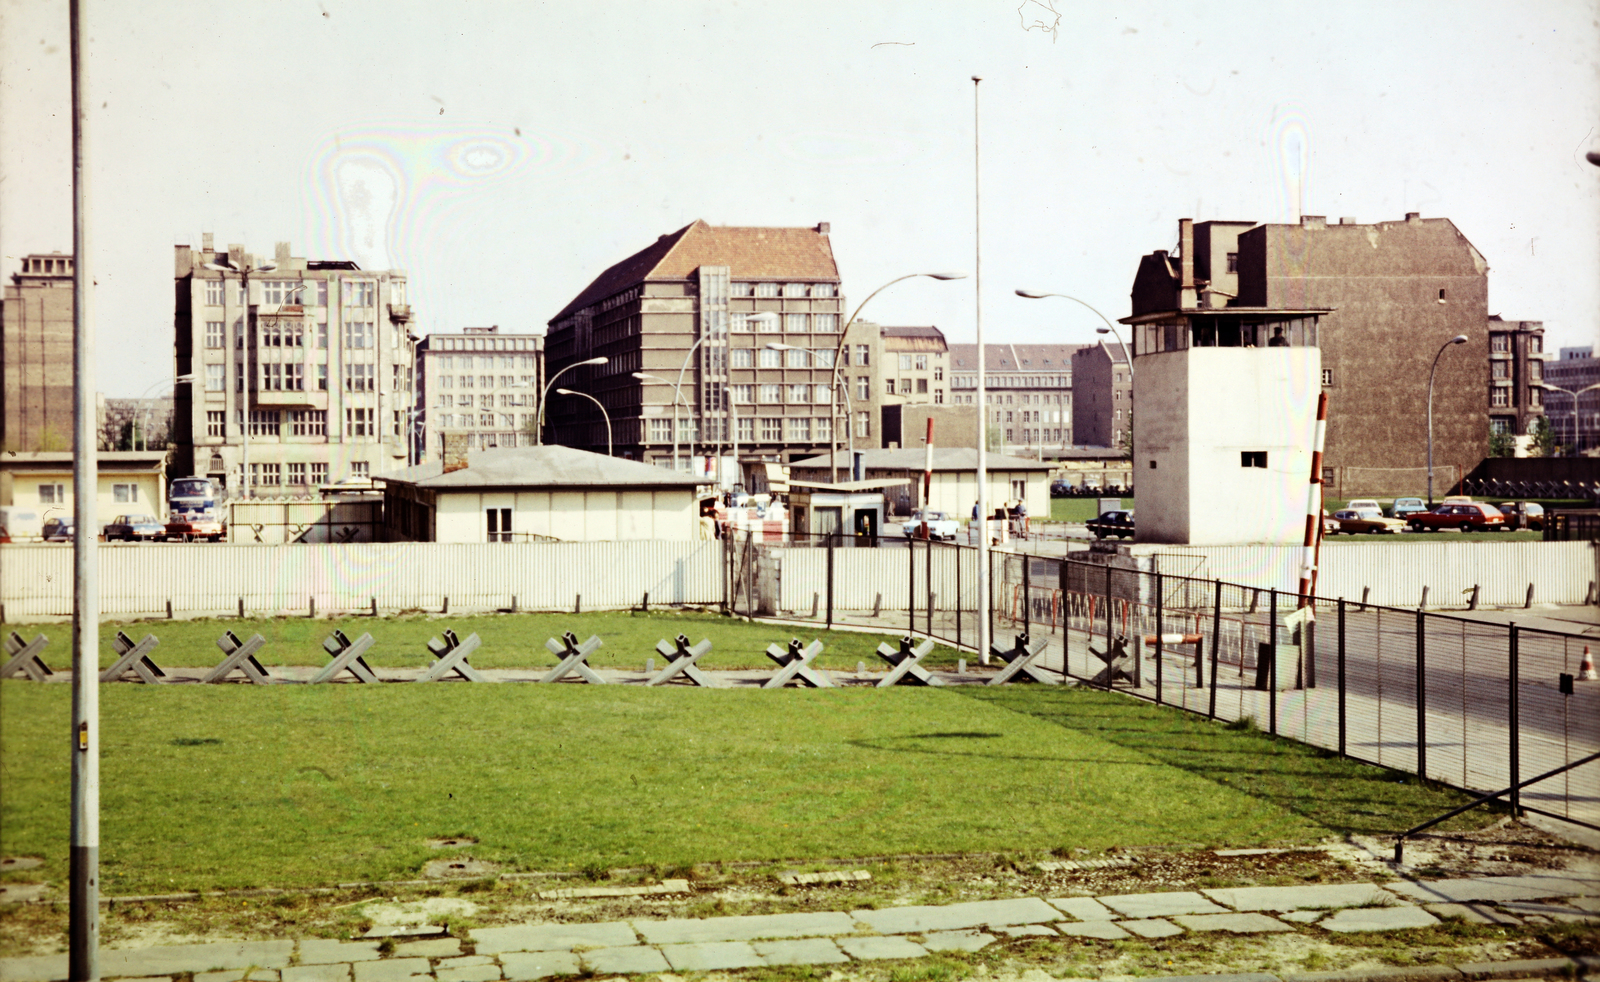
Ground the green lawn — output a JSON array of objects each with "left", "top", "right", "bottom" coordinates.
[
  {"left": 0, "top": 610, "right": 963, "bottom": 673},
  {"left": 0, "top": 682, "right": 1491, "bottom": 894},
  {"left": 1050, "top": 498, "right": 1130, "bottom": 523}
]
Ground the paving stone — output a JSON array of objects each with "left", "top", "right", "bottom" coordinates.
[
  {"left": 0, "top": 884, "right": 50, "bottom": 903},
  {"left": 578, "top": 946, "right": 669, "bottom": 976},
  {"left": 434, "top": 959, "right": 493, "bottom": 971},
  {"left": 659, "top": 942, "right": 765, "bottom": 972},
  {"left": 751, "top": 939, "right": 850, "bottom": 966},
  {"left": 284, "top": 965, "right": 351, "bottom": 982},
  {"left": 0, "top": 954, "right": 68, "bottom": 982},
  {"left": 1282, "top": 966, "right": 1462, "bottom": 982},
  {"left": 195, "top": 970, "right": 280, "bottom": 982},
  {"left": 633, "top": 910, "right": 856, "bottom": 945},
  {"left": 851, "top": 897, "right": 1061, "bottom": 934},
  {"left": 920, "top": 931, "right": 995, "bottom": 953},
  {"left": 1423, "top": 902, "right": 1522, "bottom": 926},
  {"left": 1053, "top": 921, "right": 1130, "bottom": 940},
  {"left": 497, "top": 952, "right": 580, "bottom": 981},
  {"left": 1385, "top": 873, "right": 1600, "bottom": 905},
  {"left": 300, "top": 941, "right": 384, "bottom": 965},
  {"left": 1172, "top": 912, "right": 1293, "bottom": 934},
  {"left": 1097, "top": 891, "right": 1228, "bottom": 919},
  {"left": 1569, "top": 896, "right": 1600, "bottom": 912},
  {"left": 1046, "top": 897, "right": 1115, "bottom": 921},
  {"left": 1319, "top": 905, "right": 1441, "bottom": 932},
  {"left": 1203, "top": 882, "right": 1395, "bottom": 912},
  {"left": 102, "top": 941, "right": 297, "bottom": 977},
  {"left": 837, "top": 936, "right": 929, "bottom": 961},
  {"left": 106, "top": 977, "right": 173, "bottom": 982},
  {"left": 1496, "top": 901, "right": 1599, "bottom": 922},
  {"left": 995, "top": 924, "right": 1057, "bottom": 938},
  {"left": 1119, "top": 918, "right": 1184, "bottom": 938},
  {"left": 1456, "top": 957, "right": 1583, "bottom": 980},
  {"left": 393, "top": 939, "right": 460, "bottom": 959},
  {"left": 1145, "top": 976, "right": 1280, "bottom": 982},
  {"left": 352, "top": 958, "right": 433, "bottom": 982},
  {"left": 434, "top": 965, "right": 501, "bottom": 982},
  {"left": 470, "top": 922, "right": 636, "bottom": 955},
  {"left": 1280, "top": 911, "right": 1324, "bottom": 924}
]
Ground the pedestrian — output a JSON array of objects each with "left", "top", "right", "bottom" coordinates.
[{"left": 1016, "top": 498, "right": 1029, "bottom": 537}]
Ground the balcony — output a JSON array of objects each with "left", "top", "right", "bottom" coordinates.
[{"left": 388, "top": 303, "right": 412, "bottom": 323}]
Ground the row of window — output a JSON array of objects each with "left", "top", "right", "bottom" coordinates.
[
  {"left": 1490, "top": 361, "right": 1542, "bottom": 381},
  {"left": 437, "top": 413, "right": 535, "bottom": 430},
  {"left": 896, "top": 354, "right": 942, "bottom": 371},
  {"left": 431, "top": 355, "right": 537, "bottom": 370},
  {"left": 202, "top": 279, "right": 400, "bottom": 309},
  {"left": 728, "top": 312, "right": 839, "bottom": 333},
  {"left": 1004, "top": 429, "right": 1067, "bottom": 444},
  {"left": 204, "top": 408, "right": 382, "bottom": 439},
  {"left": 204, "top": 362, "right": 398, "bottom": 393},
  {"left": 37, "top": 482, "right": 142, "bottom": 503},
  {"left": 951, "top": 375, "right": 1069, "bottom": 388},
  {"left": 647, "top": 416, "right": 835, "bottom": 443},
  {"left": 1490, "top": 334, "right": 1543, "bottom": 353},
  {"left": 436, "top": 393, "right": 533, "bottom": 408},
  {"left": 993, "top": 409, "right": 1063, "bottom": 424},
  {"left": 437, "top": 374, "right": 536, "bottom": 389},
  {"left": 430, "top": 336, "right": 538, "bottom": 352},
  {"left": 1491, "top": 388, "right": 1543, "bottom": 408},
  {"left": 729, "top": 282, "right": 837, "bottom": 299},
  {"left": 203, "top": 320, "right": 381, "bottom": 349},
  {"left": 247, "top": 461, "right": 342, "bottom": 486}
]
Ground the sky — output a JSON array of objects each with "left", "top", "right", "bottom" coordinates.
[{"left": 3, "top": 0, "right": 1598, "bottom": 397}]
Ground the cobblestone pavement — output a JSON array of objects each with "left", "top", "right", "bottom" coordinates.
[{"left": 4, "top": 874, "right": 1596, "bottom": 982}]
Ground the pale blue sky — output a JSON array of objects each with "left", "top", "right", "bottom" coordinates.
[{"left": 3, "top": 0, "right": 1597, "bottom": 396}]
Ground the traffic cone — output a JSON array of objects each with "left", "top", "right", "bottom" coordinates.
[{"left": 1580, "top": 646, "right": 1598, "bottom": 682}]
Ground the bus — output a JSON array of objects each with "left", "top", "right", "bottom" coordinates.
[{"left": 165, "top": 476, "right": 225, "bottom": 542}]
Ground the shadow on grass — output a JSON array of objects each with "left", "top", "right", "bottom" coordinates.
[{"left": 952, "top": 686, "right": 1501, "bottom": 838}]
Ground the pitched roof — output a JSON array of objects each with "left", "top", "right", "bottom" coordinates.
[
  {"left": 788, "top": 447, "right": 1054, "bottom": 472},
  {"left": 374, "top": 445, "right": 701, "bottom": 490},
  {"left": 551, "top": 220, "right": 839, "bottom": 323},
  {"left": 946, "top": 343, "right": 1088, "bottom": 371}
]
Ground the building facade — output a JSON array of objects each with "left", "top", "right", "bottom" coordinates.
[
  {"left": 1130, "top": 215, "right": 1492, "bottom": 498},
  {"left": 948, "top": 343, "right": 1083, "bottom": 456},
  {"left": 545, "top": 220, "right": 845, "bottom": 478},
  {"left": 173, "top": 235, "right": 417, "bottom": 495},
  {"left": 415, "top": 327, "right": 543, "bottom": 462},
  {"left": 1543, "top": 345, "right": 1600, "bottom": 453},
  {"left": 1485, "top": 316, "right": 1547, "bottom": 449},
  {"left": 2, "top": 253, "right": 76, "bottom": 452},
  {"left": 1069, "top": 341, "right": 1131, "bottom": 449}
]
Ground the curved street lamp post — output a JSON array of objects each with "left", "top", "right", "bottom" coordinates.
[
  {"left": 1427, "top": 334, "right": 1470, "bottom": 504},
  {"left": 134, "top": 374, "right": 194, "bottom": 451},
  {"left": 1537, "top": 381, "right": 1600, "bottom": 456},
  {"left": 536, "top": 357, "right": 607, "bottom": 445},
  {"left": 556, "top": 388, "right": 613, "bottom": 456}
]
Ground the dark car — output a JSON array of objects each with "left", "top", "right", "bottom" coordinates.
[
  {"left": 1051, "top": 480, "right": 1071, "bottom": 498},
  {"left": 1497, "top": 502, "right": 1546, "bottom": 531},
  {"left": 42, "top": 517, "right": 75, "bottom": 542},
  {"left": 1390, "top": 497, "right": 1429, "bottom": 519},
  {"left": 1407, "top": 502, "right": 1507, "bottom": 532},
  {"left": 104, "top": 514, "right": 165, "bottom": 541},
  {"left": 1087, "top": 510, "right": 1135, "bottom": 539}
]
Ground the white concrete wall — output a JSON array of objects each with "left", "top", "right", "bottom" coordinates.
[
  {"left": 925, "top": 469, "right": 1049, "bottom": 521},
  {"left": 1135, "top": 347, "right": 1321, "bottom": 545},
  {"left": 433, "top": 488, "right": 696, "bottom": 542}
]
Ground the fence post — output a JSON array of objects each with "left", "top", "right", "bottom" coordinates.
[
  {"left": 1509, "top": 623, "right": 1521, "bottom": 817},
  {"left": 1022, "top": 553, "right": 1031, "bottom": 640},
  {"left": 1268, "top": 588, "right": 1278, "bottom": 736},
  {"left": 1338, "top": 598, "right": 1347, "bottom": 757},
  {"left": 1155, "top": 571, "right": 1164, "bottom": 705},
  {"left": 1103, "top": 563, "right": 1113, "bottom": 688},
  {"left": 826, "top": 532, "right": 835, "bottom": 630},
  {"left": 956, "top": 547, "right": 963, "bottom": 650},
  {"left": 927, "top": 537, "right": 935, "bottom": 637},
  {"left": 908, "top": 535, "right": 916, "bottom": 637},
  {"left": 1209, "top": 578, "right": 1221, "bottom": 719},
  {"left": 1415, "top": 608, "right": 1427, "bottom": 782}
]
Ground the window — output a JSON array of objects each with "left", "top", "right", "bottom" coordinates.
[
  {"left": 350, "top": 461, "right": 369, "bottom": 478},
  {"left": 854, "top": 344, "right": 870, "bottom": 366},
  {"left": 347, "top": 408, "right": 373, "bottom": 437},
  {"left": 310, "top": 462, "right": 328, "bottom": 484},
  {"left": 281, "top": 462, "right": 305, "bottom": 486},
  {"left": 731, "top": 348, "right": 753, "bottom": 368},
  {"left": 855, "top": 411, "right": 870, "bottom": 438},
  {"left": 934, "top": 389, "right": 944, "bottom": 404},
  {"left": 813, "top": 313, "right": 837, "bottom": 333},
  {"left": 204, "top": 280, "right": 224, "bottom": 305},
  {"left": 731, "top": 282, "right": 754, "bottom": 297},
  {"left": 885, "top": 379, "right": 897, "bottom": 395},
  {"left": 206, "top": 364, "right": 225, "bottom": 391},
  {"left": 317, "top": 364, "right": 328, "bottom": 391},
  {"left": 262, "top": 281, "right": 300, "bottom": 304},
  {"left": 342, "top": 322, "right": 374, "bottom": 348},
  {"left": 1491, "top": 334, "right": 1509, "bottom": 352},
  {"left": 899, "top": 354, "right": 913, "bottom": 370},
  {"left": 345, "top": 364, "right": 374, "bottom": 391},
  {"left": 206, "top": 411, "right": 225, "bottom": 436},
  {"left": 1530, "top": 361, "right": 1542, "bottom": 381},
  {"left": 112, "top": 483, "right": 138, "bottom": 503},
  {"left": 291, "top": 410, "right": 326, "bottom": 436},
  {"left": 759, "top": 383, "right": 782, "bottom": 404},
  {"left": 459, "top": 395, "right": 474, "bottom": 409},
  {"left": 732, "top": 384, "right": 753, "bottom": 404},
  {"left": 1005, "top": 429, "right": 1013, "bottom": 442},
  {"left": 785, "top": 313, "right": 808, "bottom": 333},
  {"left": 788, "top": 417, "right": 812, "bottom": 441},
  {"left": 480, "top": 412, "right": 495, "bottom": 427},
  {"left": 486, "top": 507, "right": 513, "bottom": 543},
  {"left": 1490, "top": 388, "right": 1509, "bottom": 407},
  {"left": 247, "top": 410, "right": 280, "bottom": 436},
  {"left": 934, "top": 366, "right": 943, "bottom": 381},
  {"left": 915, "top": 354, "right": 928, "bottom": 370},
  {"left": 730, "top": 312, "right": 752, "bottom": 333},
  {"left": 38, "top": 483, "right": 65, "bottom": 504},
  {"left": 759, "top": 348, "right": 782, "bottom": 368},
  {"left": 813, "top": 348, "right": 835, "bottom": 368},
  {"left": 736, "top": 417, "right": 754, "bottom": 441},
  {"left": 788, "top": 384, "right": 810, "bottom": 404},
  {"left": 204, "top": 320, "right": 224, "bottom": 349},
  {"left": 755, "top": 282, "right": 779, "bottom": 298},
  {"left": 757, "top": 314, "right": 781, "bottom": 334},
  {"left": 760, "top": 417, "right": 782, "bottom": 441},
  {"left": 1226, "top": 252, "right": 1238, "bottom": 273},
  {"left": 1491, "top": 362, "right": 1508, "bottom": 380},
  {"left": 815, "top": 416, "right": 833, "bottom": 441},
  {"left": 916, "top": 378, "right": 928, "bottom": 394},
  {"left": 856, "top": 376, "right": 870, "bottom": 400},
  {"left": 253, "top": 463, "right": 281, "bottom": 486},
  {"left": 318, "top": 324, "right": 328, "bottom": 349},
  {"left": 899, "top": 379, "right": 911, "bottom": 395},
  {"left": 262, "top": 363, "right": 282, "bottom": 391},
  {"left": 785, "top": 348, "right": 810, "bottom": 368},
  {"left": 1322, "top": 369, "right": 1333, "bottom": 386},
  {"left": 782, "top": 283, "right": 807, "bottom": 298},
  {"left": 345, "top": 281, "right": 375, "bottom": 307},
  {"left": 1530, "top": 335, "right": 1542, "bottom": 353},
  {"left": 813, "top": 283, "right": 836, "bottom": 298},
  {"left": 1241, "top": 451, "right": 1268, "bottom": 468}
]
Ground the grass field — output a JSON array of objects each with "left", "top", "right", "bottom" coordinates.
[
  {"left": 1049, "top": 498, "right": 1129, "bottom": 523},
  {"left": 0, "top": 610, "right": 964, "bottom": 672},
  {"left": 0, "top": 681, "right": 1493, "bottom": 895}
]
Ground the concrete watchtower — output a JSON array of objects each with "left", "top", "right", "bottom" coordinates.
[{"left": 1125, "top": 308, "right": 1329, "bottom": 545}]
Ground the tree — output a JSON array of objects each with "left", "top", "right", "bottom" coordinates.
[
  {"left": 1488, "top": 429, "right": 1515, "bottom": 458},
  {"left": 1529, "top": 416, "right": 1556, "bottom": 458}
]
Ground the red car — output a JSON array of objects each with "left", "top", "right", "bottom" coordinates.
[{"left": 1406, "top": 502, "right": 1507, "bottom": 532}]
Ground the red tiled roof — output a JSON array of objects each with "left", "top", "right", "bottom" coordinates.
[{"left": 551, "top": 220, "right": 839, "bottom": 324}]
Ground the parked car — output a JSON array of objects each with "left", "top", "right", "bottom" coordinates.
[
  {"left": 41, "top": 517, "right": 75, "bottom": 542},
  {"left": 103, "top": 514, "right": 165, "bottom": 542},
  {"left": 1497, "top": 501, "right": 1546, "bottom": 531},
  {"left": 902, "top": 510, "right": 961, "bottom": 541},
  {"left": 1407, "top": 502, "right": 1507, "bottom": 532},
  {"left": 1331, "top": 507, "right": 1405, "bottom": 534},
  {"left": 1050, "top": 480, "right": 1072, "bottom": 498},
  {"left": 1087, "top": 510, "right": 1135, "bottom": 539},
  {"left": 1345, "top": 498, "right": 1382, "bottom": 513},
  {"left": 1390, "top": 497, "right": 1428, "bottom": 519}
]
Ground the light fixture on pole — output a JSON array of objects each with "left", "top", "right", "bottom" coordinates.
[
  {"left": 536, "top": 356, "right": 607, "bottom": 445},
  {"left": 726, "top": 312, "right": 777, "bottom": 492},
  {"left": 203, "top": 257, "right": 277, "bottom": 498},
  {"left": 133, "top": 374, "right": 195, "bottom": 451},
  {"left": 1536, "top": 381, "right": 1600, "bottom": 455},
  {"left": 1014, "top": 289, "right": 1133, "bottom": 382},
  {"left": 556, "top": 389, "right": 613, "bottom": 456},
  {"left": 1426, "top": 334, "right": 1469, "bottom": 504},
  {"left": 634, "top": 372, "right": 691, "bottom": 472}
]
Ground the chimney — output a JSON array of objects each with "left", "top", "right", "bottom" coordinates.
[
  {"left": 1405, "top": 212, "right": 1421, "bottom": 222},
  {"left": 816, "top": 222, "right": 830, "bottom": 234},
  {"left": 1338, "top": 217, "right": 1357, "bottom": 225},
  {"left": 442, "top": 433, "right": 470, "bottom": 474},
  {"left": 202, "top": 232, "right": 214, "bottom": 251},
  {"left": 1178, "top": 219, "right": 1196, "bottom": 309},
  {"left": 1300, "top": 215, "right": 1326, "bottom": 229},
  {"left": 275, "top": 241, "right": 291, "bottom": 263}
]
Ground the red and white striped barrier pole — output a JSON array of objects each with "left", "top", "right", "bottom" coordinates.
[
  {"left": 920, "top": 417, "right": 934, "bottom": 539},
  {"left": 1298, "top": 391, "right": 1329, "bottom": 605}
]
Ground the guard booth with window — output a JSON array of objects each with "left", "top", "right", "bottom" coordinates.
[{"left": 788, "top": 479, "right": 904, "bottom": 547}]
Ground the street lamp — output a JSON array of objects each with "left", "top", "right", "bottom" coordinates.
[
  {"left": 634, "top": 372, "right": 693, "bottom": 473},
  {"left": 1537, "top": 382, "right": 1600, "bottom": 455},
  {"left": 133, "top": 374, "right": 194, "bottom": 451},
  {"left": 536, "top": 356, "right": 607, "bottom": 445},
  {"left": 203, "top": 257, "right": 276, "bottom": 497},
  {"left": 659, "top": 311, "right": 777, "bottom": 484},
  {"left": 557, "top": 389, "right": 612, "bottom": 456},
  {"left": 1014, "top": 289, "right": 1133, "bottom": 382},
  {"left": 826, "top": 272, "right": 967, "bottom": 482},
  {"left": 1427, "top": 334, "right": 1470, "bottom": 504}
]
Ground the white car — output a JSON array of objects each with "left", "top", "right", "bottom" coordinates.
[{"left": 903, "top": 510, "right": 961, "bottom": 541}]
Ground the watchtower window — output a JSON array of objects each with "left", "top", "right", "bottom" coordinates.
[{"left": 1241, "top": 451, "right": 1267, "bottom": 468}]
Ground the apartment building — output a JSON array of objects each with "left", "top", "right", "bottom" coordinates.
[
  {"left": 172, "top": 235, "right": 417, "bottom": 494},
  {"left": 1070, "top": 341, "right": 1133, "bottom": 449},
  {"left": 2, "top": 252, "right": 76, "bottom": 452},
  {"left": 1543, "top": 345, "right": 1599, "bottom": 453},
  {"left": 415, "top": 327, "right": 543, "bottom": 462},
  {"left": 1485, "top": 316, "right": 1546, "bottom": 448},
  {"left": 545, "top": 220, "right": 844, "bottom": 478},
  {"left": 947, "top": 343, "right": 1084, "bottom": 455}
]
